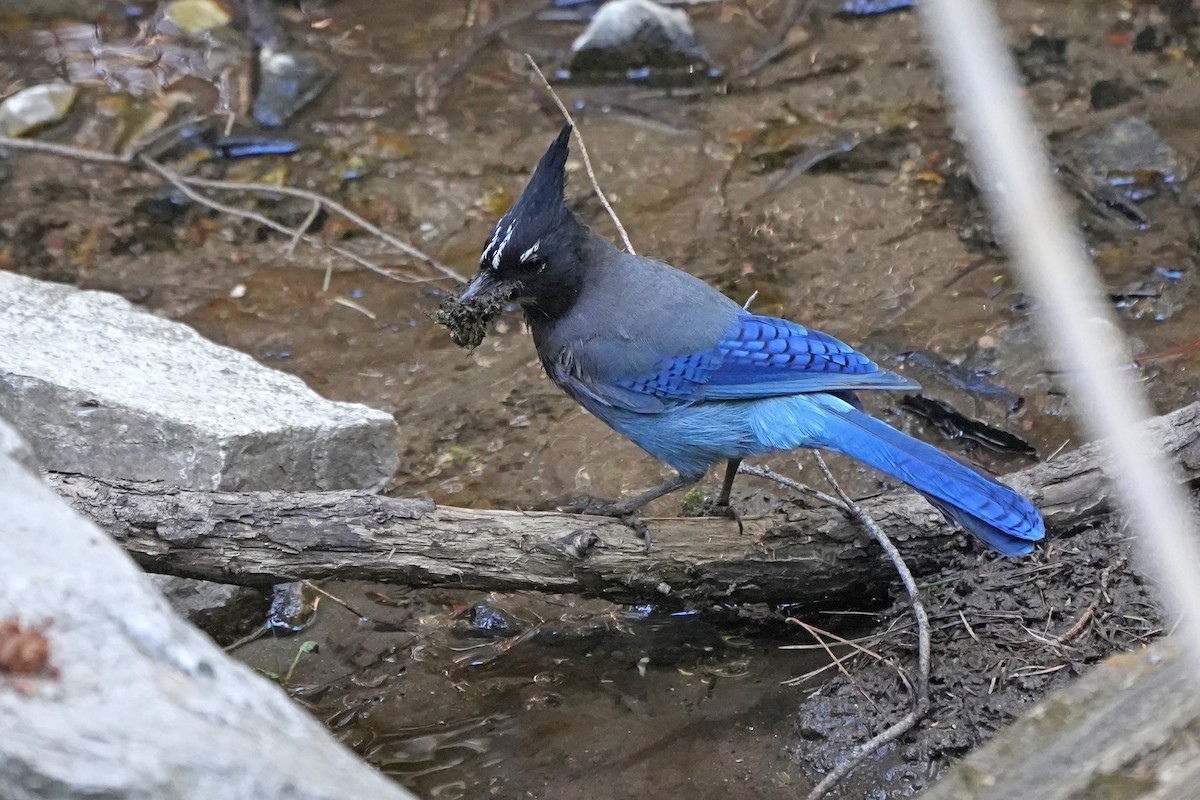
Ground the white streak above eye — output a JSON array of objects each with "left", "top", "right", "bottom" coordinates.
[
  {"left": 518, "top": 241, "right": 540, "bottom": 263},
  {"left": 491, "top": 222, "right": 516, "bottom": 269},
  {"left": 481, "top": 215, "right": 511, "bottom": 265}
]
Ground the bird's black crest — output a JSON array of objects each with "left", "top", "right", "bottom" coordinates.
[{"left": 480, "top": 125, "right": 572, "bottom": 274}]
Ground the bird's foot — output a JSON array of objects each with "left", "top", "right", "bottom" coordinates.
[
  {"left": 562, "top": 494, "right": 626, "bottom": 517},
  {"left": 561, "top": 496, "right": 651, "bottom": 552},
  {"left": 714, "top": 502, "right": 745, "bottom": 536},
  {"left": 681, "top": 496, "right": 745, "bottom": 535},
  {"left": 618, "top": 514, "right": 653, "bottom": 554}
]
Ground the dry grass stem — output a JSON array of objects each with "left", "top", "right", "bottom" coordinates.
[
  {"left": 0, "top": 133, "right": 460, "bottom": 284},
  {"left": 524, "top": 53, "right": 635, "bottom": 254}
]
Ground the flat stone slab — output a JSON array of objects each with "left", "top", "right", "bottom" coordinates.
[
  {"left": 0, "top": 272, "right": 398, "bottom": 490},
  {"left": 0, "top": 419, "right": 418, "bottom": 800}
]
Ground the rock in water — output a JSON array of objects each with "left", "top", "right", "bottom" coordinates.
[
  {"left": 570, "top": 0, "right": 711, "bottom": 75},
  {"left": 1075, "top": 117, "right": 1186, "bottom": 185},
  {"left": 0, "top": 81, "right": 77, "bottom": 136},
  {"left": 253, "top": 47, "right": 336, "bottom": 128}
]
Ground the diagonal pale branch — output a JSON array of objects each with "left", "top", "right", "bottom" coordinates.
[{"left": 524, "top": 54, "right": 636, "bottom": 254}]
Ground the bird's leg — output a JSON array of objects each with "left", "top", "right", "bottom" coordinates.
[
  {"left": 600, "top": 473, "right": 699, "bottom": 516},
  {"left": 716, "top": 458, "right": 741, "bottom": 507},
  {"left": 564, "top": 473, "right": 699, "bottom": 553},
  {"left": 715, "top": 458, "right": 745, "bottom": 534}
]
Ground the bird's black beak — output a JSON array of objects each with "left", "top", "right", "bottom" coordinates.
[{"left": 457, "top": 272, "right": 493, "bottom": 303}]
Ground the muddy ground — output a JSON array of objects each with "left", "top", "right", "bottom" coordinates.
[{"left": 1, "top": 0, "right": 1197, "bottom": 797}]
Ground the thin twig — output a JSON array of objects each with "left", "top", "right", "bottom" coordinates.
[
  {"left": 524, "top": 53, "right": 635, "bottom": 254},
  {"left": 734, "top": 0, "right": 813, "bottom": 80},
  {"left": 790, "top": 618, "right": 877, "bottom": 708},
  {"left": 1052, "top": 555, "right": 1127, "bottom": 645},
  {"left": 803, "top": 452, "right": 931, "bottom": 800},
  {"left": 0, "top": 134, "right": 130, "bottom": 163},
  {"left": 173, "top": 173, "right": 465, "bottom": 282},
  {"left": 138, "top": 155, "right": 429, "bottom": 284},
  {"left": 737, "top": 462, "right": 845, "bottom": 510},
  {"left": 288, "top": 199, "right": 322, "bottom": 257},
  {"left": 300, "top": 580, "right": 369, "bottom": 620},
  {"left": 0, "top": 133, "right": 462, "bottom": 284}
]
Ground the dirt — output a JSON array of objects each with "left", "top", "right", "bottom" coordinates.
[
  {"left": 1, "top": 0, "right": 1198, "bottom": 797},
  {"left": 791, "top": 520, "right": 1162, "bottom": 797}
]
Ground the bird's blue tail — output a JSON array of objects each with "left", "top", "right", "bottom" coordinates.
[{"left": 759, "top": 394, "right": 1045, "bottom": 555}]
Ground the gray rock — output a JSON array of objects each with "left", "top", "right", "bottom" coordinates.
[
  {"left": 0, "top": 82, "right": 78, "bottom": 137},
  {"left": 0, "top": 415, "right": 38, "bottom": 475},
  {"left": 0, "top": 421, "right": 419, "bottom": 800},
  {"left": 570, "top": 0, "right": 711, "bottom": 74},
  {"left": 0, "top": 272, "right": 398, "bottom": 491},
  {"left": 253, "top": 47, "right": 336, "bottom": 128},
  {"left": 149, "top": 575, "right": 268, "bottom": 645},
  {"left": 1074, "top": 116, "right": 1188, "bottom": 185}
]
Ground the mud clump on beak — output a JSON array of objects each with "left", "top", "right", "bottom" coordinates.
[{"left": 429, "top": 282, "right": 516, "bottom": 349}]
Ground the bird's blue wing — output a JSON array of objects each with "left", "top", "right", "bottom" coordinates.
[{"left": 611, "top": 314, "right": 917, "bottom": 407}]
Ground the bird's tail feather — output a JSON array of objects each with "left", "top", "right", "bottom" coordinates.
[{"left": 804, "top": 395, "right": 1044, "bottom": 555}]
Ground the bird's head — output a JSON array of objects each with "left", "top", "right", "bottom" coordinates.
[{"left": 459, "top": 125, "right": 582, "bottom": 315}]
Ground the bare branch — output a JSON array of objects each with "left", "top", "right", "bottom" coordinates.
[
  {"left": 0, "top": 134, "right": 130, "bottom": 163},
  {"left": 801, "top": 452, "right": 931, "bottom": 800},
  {"left": 137, "top": 155, "right": 429, "bottom": 284},
  {"left": 744, "top": 454, "right": 932, "bottom": 800}
]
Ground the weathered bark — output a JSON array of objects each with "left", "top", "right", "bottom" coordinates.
[
  {"left": 923, "top": 637, "right": 1200, "bottom": 800},
  {"left": 50, "top": 402, "right": 1200, "bottom": 606}
]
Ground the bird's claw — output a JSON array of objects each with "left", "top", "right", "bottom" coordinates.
[
  {"left": 714, "top": 502, "right": 745, "bottom": 535},
  {"left": 683, "top": 496, "right": 745, "bottom": 535},
  {"left": 562, "top": 494, "right": 625, "bottom": 517},
  {"left": 561, "top": 497, "right": 651, "bottom": 552}
]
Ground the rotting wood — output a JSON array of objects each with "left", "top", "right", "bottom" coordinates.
[{"left": 48, "top": 403, "right": 1200, "bottom": 607}]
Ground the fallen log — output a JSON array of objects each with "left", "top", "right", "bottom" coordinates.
[
  {"left": 51, "top": 403, "right": 1200, "bottom": 606},
  {"left": 922, "top": 637, "right": 1200, "bottom": 800}
]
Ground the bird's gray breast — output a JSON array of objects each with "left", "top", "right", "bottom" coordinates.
[{"left": 533, "top": 254, "right": 742, "bottom": 391}]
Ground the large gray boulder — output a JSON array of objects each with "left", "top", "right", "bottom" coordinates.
[
  {"left": 0, "top": 418, "right": 419, "bottom": 800},
  {"left": 0, "top": 272, "right": 398, "bottom": 491}
]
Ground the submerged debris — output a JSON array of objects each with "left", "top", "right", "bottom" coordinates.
[
  {"left": 896, "top": 351, "right": 1024, "bottom": 412},
  {"left": 836, "top": 0, "right": 915, "bottom": 16},
  {"left": 901, "top": 394, "right": 1038, "bottom": 456},
  {"left": 1014, "top": 34, "right": 1069, "bottom": 83},
  {"left": 266, "top": 582, "right": 320, "bottom": 633},
  {"left": 1089, "top": 78, "right": 1142, "bottom": 111},
  {"left": 164, "top": 0, "right": 232, "bottom": 36},
  {"left": 1073, "top": 116, "right": 1187, "bottom": 202},
  {"left": 429, "top": 284, "right": 516, "bottom": 349}
]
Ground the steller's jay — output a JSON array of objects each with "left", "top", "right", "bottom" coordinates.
[{"left": 459, "top": 125, "right": 1044, "bottom": 555}]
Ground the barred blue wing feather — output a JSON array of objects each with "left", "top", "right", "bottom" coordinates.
[{"left": 612, "top": 313, "right": 919, "bottom": 406}]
